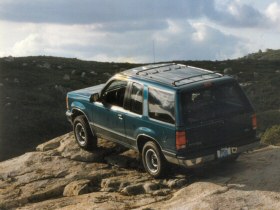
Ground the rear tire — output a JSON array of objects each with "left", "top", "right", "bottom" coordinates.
[
  {"left": 142, "top": 141, "right": 166, "bottom": 178},
  {"left": 73, "top": 115, "right": 97, "bottom": 150}
]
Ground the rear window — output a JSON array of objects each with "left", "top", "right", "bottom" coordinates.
[{"left": 181, "top": 83, "right": 251, "bottom": 125}]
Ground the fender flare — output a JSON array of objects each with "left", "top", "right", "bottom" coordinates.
[{"left": 136, "top": 133, "right": 163, "bottom": 153}]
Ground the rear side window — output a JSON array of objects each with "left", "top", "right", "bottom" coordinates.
[
  {"left": 148, "top": 88, "right": 175, "bottom": 124},
  {"left": 130, "top": 83, "right": 143, "bottom": 115},
  {"left": 181, "top": 83, "right": 251, "bottom": 125}
]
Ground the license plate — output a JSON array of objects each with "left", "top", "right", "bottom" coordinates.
[{"left": 217, "top": 148, "right": 231, "bottom": 158}]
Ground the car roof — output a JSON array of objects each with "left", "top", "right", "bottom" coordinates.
[{"left": 119, "top": 63, "right": 223, "bottom": 88}]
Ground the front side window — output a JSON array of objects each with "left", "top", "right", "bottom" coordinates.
[
  {"left": 148, "top": 88, "right": 175, "bottom": 124},
  {"left": 101, "top": 80, "right": 127, "bottom": 107},
  {"left": 130, "top": 83, "right": 143, "bottom": 115}
]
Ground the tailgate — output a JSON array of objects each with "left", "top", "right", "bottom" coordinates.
[
  {"left": 186, "top": 112, "right": 255, "bottom": 149},
  {"left": 180, "top": 81, "right": 256, "bottom": 150}
]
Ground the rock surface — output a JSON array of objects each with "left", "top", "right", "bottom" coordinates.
[{"left": 0, "top": 133, "right": 280, "bottom": 209}]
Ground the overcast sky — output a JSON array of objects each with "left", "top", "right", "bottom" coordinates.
[{"left": 0, "top": 0, "right": 280, "bottom": 63}]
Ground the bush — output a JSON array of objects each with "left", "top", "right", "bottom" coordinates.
[{"left": 261, "top": 125, "right": 280, "bottom": 145}]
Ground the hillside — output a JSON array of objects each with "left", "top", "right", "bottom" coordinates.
[
  {"left": 1, "top": 54, "right": 280, "bottom": 161},
  {"left": 241, "top": 49, "right": 280, "bottom": 60},
  {"left": 0, "top": 56, "right": 138, "bottom": 161},
  {"left": 0, "top": 132, "right": 280, "bottom": 209}
]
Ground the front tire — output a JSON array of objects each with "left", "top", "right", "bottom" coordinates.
[
  {"left": 73, "top": 115, "right": 97, "bottom": 150},
  {"left": 142, "top": 141, "right": 166, "bottom": 178}
]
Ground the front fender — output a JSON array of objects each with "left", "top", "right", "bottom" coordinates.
[
  {"left": 71, "top": 101, "right": 86, "bottom": 111},
  {"left": 70, "top": 101, "right": 92, "bottom": 123}
]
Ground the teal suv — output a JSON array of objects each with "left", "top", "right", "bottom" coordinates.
[{"left": 66, "top": 63, "right": 259, "bottom": 178}]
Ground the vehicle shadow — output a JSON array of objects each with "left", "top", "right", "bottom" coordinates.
[
  {"left": 103, "top": 146, "right": 280, "bottom": 193},
  {"left": 170, "top": 148, "right": 280, "bottom": 193}
]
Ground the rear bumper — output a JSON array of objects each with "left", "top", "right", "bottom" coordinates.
[{"left": 164, "top": 141, "right": 260, "bottom": 168}]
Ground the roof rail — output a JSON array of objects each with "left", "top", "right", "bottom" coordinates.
[
  {"left": 172, "top": 72, "right": 221, "bottom": 86},
  {"left": 136, "top": 63, "right": 176, "bottom": 75},
  {"left": 187, "top": 65, "right": 213, "bottom": 73}
]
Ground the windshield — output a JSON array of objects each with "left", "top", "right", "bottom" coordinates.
[{"left": 180, "top": 82, "right": 251, "bottom": 125}]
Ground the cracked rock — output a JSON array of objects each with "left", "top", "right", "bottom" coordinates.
[
  {"left": 121, "top": 183, "right": 145, "bottom": 195},
  {"left": 63, "top": 179, "right": 91, "bottom": 196}
]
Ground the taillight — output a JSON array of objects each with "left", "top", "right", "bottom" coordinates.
[
  {"left": 66, "top": 96, "right": 69, "bottom": 110},
  {"left": 252, "top": 114, "right": 257, "bottom": 130},
  {"left": 176, "top": 131, "right": 187, "bottom": 150}
]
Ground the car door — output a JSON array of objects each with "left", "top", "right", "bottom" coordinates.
[
  {"left": 91, "top": 79, "right": 128, "bottom": 145},
  {"left": 123, "top": 82, "right": 144, "bottom": 147}
]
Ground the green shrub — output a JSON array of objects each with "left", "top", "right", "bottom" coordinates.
[{"left": 261, "top": 125, "right": 280, "bottom": 145}]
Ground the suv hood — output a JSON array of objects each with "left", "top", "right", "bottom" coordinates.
[{"left": 68, "top": 84, "right": 105, "bottom": 98}]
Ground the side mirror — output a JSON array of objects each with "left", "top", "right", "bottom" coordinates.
[{"left": 90, "top": 93, "right": 99, "bottom": 102}]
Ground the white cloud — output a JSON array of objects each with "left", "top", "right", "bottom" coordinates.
[
  {"left": 215, "top": 0, "right": 268, "bottom": 27},
  {"left": 192, "top": 23, "right": 208, "bottom": 42},
  {"left": 150, "top": 20, "right": 245, "bottom": 61},
  {"left": 0, "top": 19, "right": 252, "bottom": 62},
  {"left": 266, "top": 2, "right": 280, "bottom": 22},
  {"left": 0, "top": 1, "right": 280, "bottom": 62},
  {"left": 0, "top": 22, "right": 109, "bottom": 58},
  {"left": 12, "top": 34, "right": 43, "bottom": 56}
]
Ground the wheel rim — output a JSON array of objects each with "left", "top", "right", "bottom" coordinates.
[
  {"left": 145, "top": 148, "right": 159, "bottom": 174},
  {"left": 75, "top": 122, "right": 86, "bottom": 146}
]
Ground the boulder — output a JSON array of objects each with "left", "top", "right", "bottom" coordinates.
[
  {"left": 103, "top": 72, "right": 111, "bottom": 77},
  {"left": 165, "top": 179, "right": 188, "bottom": 189},
  {"left": 4, "top": 102, "right": 11, "bottom": 107},
  {"left": 4, "top": 56, "right": 14, "bottom": 62},
  {"left": 63, "top": 74, "right": 70, "bottom": 80},
  {"left": 143, "top": 182, "right": 160, "bottom": 193},
  {"left": 36, "top": 137, "right": 61, "bottom": 151},
  {"left": 63, "top": 179, "right": 91, "bottom": 196},
  {"left": 90, "top": 71, "right": 97, "bottom": 75},
  {"left": 121, "top": 183, "right": 145, "bottom": 195},
  {"left": 100, "top": 178, "right": 122, "bottom": 192},
  {"left": 223, "top": 68, "right": 232, "bottom": 75},
  {"left": 37, "top": 62, "right": 51, "bottom": 69}
]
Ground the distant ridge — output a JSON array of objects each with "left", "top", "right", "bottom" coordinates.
[{"left": 241, "top": 49, "right": 280, "bottom": 60}]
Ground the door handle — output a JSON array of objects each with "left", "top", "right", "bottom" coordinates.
[{"left": 118, "top": 114, "right": 123, "bottom": 120}]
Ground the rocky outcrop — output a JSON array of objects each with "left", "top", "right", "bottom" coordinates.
[
  {"left": 0, "top": 133, "right": 187, "bottom": 209},
  {"left": 0, "top": 133, "right": 280, "bottom": 209}
]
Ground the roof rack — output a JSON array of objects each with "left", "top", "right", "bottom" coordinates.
[
  {"left": 136, "top": 63, "right": 177, "bottom": 75},
  {"left": 125, "top": 63, "right": 222, "bottom": 87},
  {"left": 172, "top": 72, "right": 221, "bottom": 86}
]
